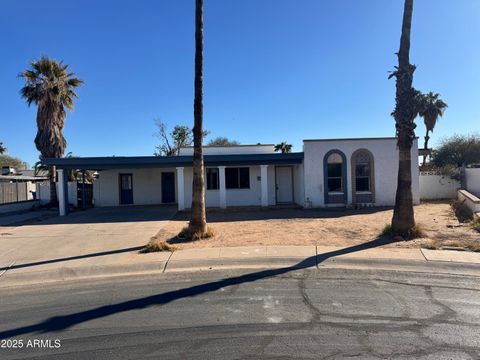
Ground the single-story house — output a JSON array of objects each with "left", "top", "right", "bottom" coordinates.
[{"left": 42, "top": 137, "right": 420, "bottom": 216}]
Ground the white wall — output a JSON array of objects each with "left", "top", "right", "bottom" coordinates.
[
  {"left": 303, "top": 138, "right": 420, "bottom": 207},
  {"left": 179, "top": 145, "right": 275, "bottom": 156},
  {"left": 466, "top": 168, "right": 480, "bottom": 196},
  {"left": 93, "top": 168, "right": 177, "bottom": 207},
  {"left": 37, "top": 181, "right": 78, "bottom": 206},
  {"left": 37, "top": 181, "right": 50, "bottom": 204},
  {"left": 419, "top": 174, "right": 460, "bottom": 200},
  {"left": 293, "top": 164, "right": 305, "bottom": 206}
]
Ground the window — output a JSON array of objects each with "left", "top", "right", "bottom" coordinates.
[
  {"left": 225, "top": 168, "right": 250, "bottom": 189},
  {"left": 327, "top": 153, "right": 343, "bottom": 193},
  {"left": 355, "top": 152, "right": 371, "bottom": 192},
  {"left": 206, "top": 168, "right": 219, "bottom": 190}
]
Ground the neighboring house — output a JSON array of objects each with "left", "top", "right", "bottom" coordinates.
[{"left": 43, "top": 137, "right": 420, "bottom": 216}]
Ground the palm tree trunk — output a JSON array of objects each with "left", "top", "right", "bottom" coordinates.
[
  {"left": 422, "top": 129, "right": 430, "bottom": 167},
  {"left": 49, "top": 165, "right": 58, "bottom": 206},
  {"left": 392, "top": 146, "right": 415, "bottom": 232},
  {"left": 189, "top": 0, "right": 207, "bottom": 235},
  {"left": 391, "top": 0, "right": 417, "bottom": 236}
]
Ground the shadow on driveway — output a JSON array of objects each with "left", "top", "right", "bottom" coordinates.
[{"left": 9, "top": 205, "right": 178, "bottom": 227}]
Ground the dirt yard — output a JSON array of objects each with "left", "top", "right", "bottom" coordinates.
[{"left": 151, "top": 201, "right": 480, "bottom": 251}]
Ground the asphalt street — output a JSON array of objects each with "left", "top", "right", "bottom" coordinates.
[{"left": 1, "top": 267, "right": 480, "bottom": 359}]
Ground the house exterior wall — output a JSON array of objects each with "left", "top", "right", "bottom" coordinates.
[
  {"left": 292, "top": 164, "right": 305, "bottom": 206},
  {"left": 93, "top": 168, "right": 177, "bottom": 207},
  {"left": 303, "top": 138, "right": 420, "bottom": 207},
  {"left": 181, "top": 165, "right": 277, "bottom": 209},
  {"left": 91, "top": 138, "right": 420, "bottom": 209},
  {"left": 93, "top": 165, "right": 279, "bottom": 208}
]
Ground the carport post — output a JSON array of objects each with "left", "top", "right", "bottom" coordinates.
[
  {"left": 218, "top": 166, "right": 226, "bottom": 209},
  {"left": 82, "top": 170, "right": 86, "bottom": 210},
  {"left": 260, "top": 165, "right": 269, "bottom": 207},
  {"left": 57, "top": 169, "right": 68, "bottom": 216},
  {"left": 176, "top": 167, "right": 185, "bottom": 211}
]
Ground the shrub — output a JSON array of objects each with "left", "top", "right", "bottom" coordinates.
[
  {"left": 142, "top": 237, "right": 177, "bottom": 253},
  {"left": 381, "top": 223, "right": 426, "bottom": 240},
  {"left": 472, "top": 217, "right": 480, "bottom": 233},
  {"left": 178, "top": 226, "right": 215, "bottom": 241},
  {"left": 451, "top": 200, "right": 473, "bottom": 223}
]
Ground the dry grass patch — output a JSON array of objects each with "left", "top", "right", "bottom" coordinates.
[
  {"left": 150, "top": 202, "right": 480, "bottom": 251},
  {"left": 142, "top": 236, "right": 178, "bottom": 253},
  {"left": 422, "top": 238, "right": 480, "bottom": 252},
  {"left": 177, "top": 226, "right": 215, "bottom": 242},
  {"left": 380, "top": 223, "right": 427, "bottom": 240}
]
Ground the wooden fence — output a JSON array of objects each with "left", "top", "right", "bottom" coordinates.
[{"left": 0, "top": 182, "right": 29, "bottom": 204}]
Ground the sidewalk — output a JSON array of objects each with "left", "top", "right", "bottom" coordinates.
[{"left": 1, "top": 245, "right": 480, "bottom": 288}]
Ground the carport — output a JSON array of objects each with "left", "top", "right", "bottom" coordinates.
[{"left": 42, "top": 153, "right": 304, "bottom": 216}]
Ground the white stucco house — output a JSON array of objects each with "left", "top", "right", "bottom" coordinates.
[{"left": 43, "top": 137, "right": 420, "bottom": 216}]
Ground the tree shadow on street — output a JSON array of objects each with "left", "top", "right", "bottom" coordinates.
[{"left": 0, "top": 236, "right": 396, "bottom": 339}]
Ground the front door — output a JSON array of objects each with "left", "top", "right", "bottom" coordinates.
[
  {"left": 119, "top": 174, "right": 133, "bottom": 205},
  {"left": 276, "top": 166, "right": 293, "bottom": 203},
  {"left": 162, "top": 172, "right": 176, "bottom": 203}
]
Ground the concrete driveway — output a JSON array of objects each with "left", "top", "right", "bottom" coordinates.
[{"left": 0, "top": 206, "right": 177, "bottom": 274}]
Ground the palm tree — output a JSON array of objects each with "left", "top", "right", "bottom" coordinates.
[
  {"left": 274, "top": 142, "right": 292, "bottom": 154},
  {"left": 0, "top": 142, "right": 6, "bottom": 154},
  {"left": 188, "top": 0, "right": 208, "bottom": 238},
  {"left": 389, "top": 0, "right": 418, "bottom": 237},
  {"left": 418, "top": 92, "right": 447, "bottom": 166},
  {"left": 20, "top": 56, "right": 83, "bottom": 205}
]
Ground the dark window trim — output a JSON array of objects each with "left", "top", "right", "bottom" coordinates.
[
  {"left": 323, "top": 150, "right": 347, "bottom": 204},
  {"left": 351, "top": 149, "right": 375, "bottom": 203},
  {"left": 225, "top": 167, "right": 250, "bottom": 190},
  {"left": 206, "top": 168, "right": 220, "bottom": 190}
]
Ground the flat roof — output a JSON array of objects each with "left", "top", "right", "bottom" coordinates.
[
  {"left": 303, "top": 137, "right": 398, "bottom": 142},
  {"left": 303, "top": 136, "right": 420, "bottom": 142},
  {"left": 181, "top": 144, "right": 275, "bottom": 148},
  {"left": 42, "top": 153, "right": 304, "bottom": 170}
]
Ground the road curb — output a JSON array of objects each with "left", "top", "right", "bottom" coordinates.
[
  {"left": 2, "top": 250, "right": 480, "bottom": 288},
  {"left": 0, "top": 261, "right": 167, "bottom": 288}
]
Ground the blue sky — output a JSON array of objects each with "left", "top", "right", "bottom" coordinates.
[{"left": 1, "top": 0, "right": 479, "bottom": 167}]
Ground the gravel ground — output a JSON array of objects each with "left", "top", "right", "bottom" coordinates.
[{"left": 151, "top": 201, "right": 480, "bottom": 251}]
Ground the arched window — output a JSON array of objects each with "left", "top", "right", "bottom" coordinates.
[
  {"left": 327, "top": 153, "right": 344, "bottom": 193},
  {"left": 351, "top": 149, "right": 375, "bottom": 203},
  {"left": 323, "top": 150, "right": 347, "bottom": 204}
]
